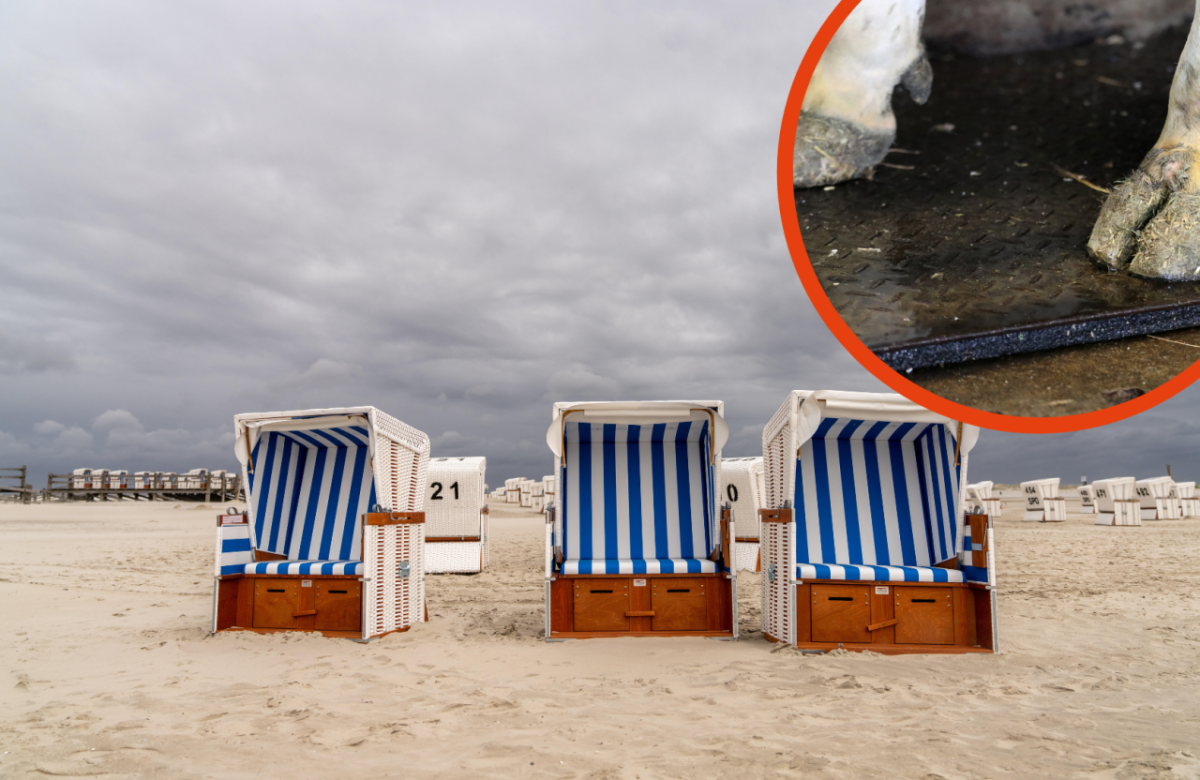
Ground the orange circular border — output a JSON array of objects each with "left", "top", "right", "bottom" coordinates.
[{"left": 778, "top": 0, "right": 1200, "bottom": 433}]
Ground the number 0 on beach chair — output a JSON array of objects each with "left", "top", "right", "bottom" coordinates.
[
  {"left": 543, "top": 401, "right": 737, "bottom": 639},
  {"left": 213, "top": 407, "right": 431, "bottom": 639},
  {"left": 759, "top": 391, "right": 996, "bottom": 654},
  {"left": 424, "top": 457, "right": 489, "bottom": 573}
]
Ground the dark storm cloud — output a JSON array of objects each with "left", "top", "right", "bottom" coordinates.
[{"left": 0, "top": 1, "right": 1194, "bottom": 487}]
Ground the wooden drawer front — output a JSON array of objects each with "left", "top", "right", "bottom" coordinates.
[
  {"left": 651, "top": 577, "right": 709, "bottom": 632},
  {"left": 573, "top": 579, "right": 631, "bottom": 632},
  {"left": 254, "top": 580, "right": 302, "bottom": 629},
  {"left": 315, "top": 581, "right": 362, "bottom": 633},
  {"left": 811, "top": 584, "right": 871, "bottom": 644},
  {"left": 895, "top": 586, "right": 955, "bottom": 645}
]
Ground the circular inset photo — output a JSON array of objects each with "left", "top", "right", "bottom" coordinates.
[{"left": 779, "top": 0, "right": 1200, "bottom": 431}]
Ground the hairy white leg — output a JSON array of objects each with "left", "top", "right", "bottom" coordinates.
[
  {"left": 794, "top": 0, "right": 930, "bottom": 188},
  {"left": 1088, "top": 0, "right": 1200, "bottom": 281}
]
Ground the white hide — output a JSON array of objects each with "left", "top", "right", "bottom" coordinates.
[{"left": 802, "top": 0, "right": 927, "bottom": 134}]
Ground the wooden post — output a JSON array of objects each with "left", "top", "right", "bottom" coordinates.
[{"left": 205, "top": 476, "right": 212, "bottom": 504}]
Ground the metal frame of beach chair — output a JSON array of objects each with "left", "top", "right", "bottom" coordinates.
[
  {"left": 424, "top": 456, "right": 489, "bottom": 574},
  {"left": 759, "top": 390, "right": 996, "bottom": 655},
  {"left": 543, "top": 401, "right": 737, "bottom": 640},
  {"left": 212, "top": 406, "right": 430, "bottom": 640}
]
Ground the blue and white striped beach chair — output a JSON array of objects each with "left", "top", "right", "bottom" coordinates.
[
  {"left": 543, "top": 401, "right": 737, "bottom": 639},
  {"left": 212, "top": 407, "right": 431, "bottom": 639},
  {"left": 760, "top": 391, "right": 997, "bottom": 654}
]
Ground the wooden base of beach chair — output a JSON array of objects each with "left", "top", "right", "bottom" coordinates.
[
  {"left": 767, "top": 580, "right": 995, "bottom": 655},
  {"left": 547, "top": 573, "right": 734, "bottom": 639},
  {"left": 215, "top": 574, "right": 369, "bottom": 637}
]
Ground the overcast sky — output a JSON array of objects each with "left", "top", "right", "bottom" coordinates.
[{"left": 0, "top": 0, "right": 1196, "bottom": 490}]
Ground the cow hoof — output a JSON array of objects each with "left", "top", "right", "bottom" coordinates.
[
  {"left": 793, "top": 113, "right": 893, "bottom": 189},
  {"left": 1088, "top": 147, "right": 1200, "bottom": 281}
]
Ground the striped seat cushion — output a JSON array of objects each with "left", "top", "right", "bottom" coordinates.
[
  {"left": 244, "top": 560, "right": 363, "bottom": 575},
  {"left": 797, "top": 563, "right": 963, "bottom": 583},
  {"left": 561, "top": 558, "right": 718, "bottom": 575}
]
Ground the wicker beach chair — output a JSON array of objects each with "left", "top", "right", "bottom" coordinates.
[
  {"left": 543, "top": 401, "right": 737, "bottom": 639},
  {"left": 424, "top": 456, "right": 488, "bottom": 573},
  {"left": 1092, "top": 477, "right": 1140, "bottom": 525},
  {"left": 759, "top": 391, "right": 996, "bottom": 654},
  {"left": 1136, "top": 477, "right": 1182, "bottom": 520},
  {"left": 1021, "top": 479, "right": 1066, "bottom": 522},
  {"left": 721, "top": 457, "right": 765, "bottom": 572},
  {"left": 212, "top": 406, "right": 430, "bottom": 639}
]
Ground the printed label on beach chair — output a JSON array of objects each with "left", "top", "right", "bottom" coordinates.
[
  {"left": 633, "top": 579, "right": 646, "bottom": 587},
  {"left": 301, "top": 579, "right": 312, "bottom": 587},
  {"left": 875, "top": 586, "right": 889, "bottom": 595}
]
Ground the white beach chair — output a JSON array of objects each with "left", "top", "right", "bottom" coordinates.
[
  {"left": 1091, "top": 478, "right": 1140, "bottom": 526},
  {"left": 1021, "top": 479, "right": 1066, "bottom": 522},
  {"left": 544, "top": 401, "right": 736, "bottom": 639},
  {"left": 424, "top": 456, "right": 488, "bottom": 574},
  {"left": 965, "top": 481, "right": 1003, "bottom": 517},
  {"left": 505, "top": 477, "right": 520, "bottom": 505},
  {"left": 1136, "top": 477, "right": 1182, "bottom": 520},
  {"left": 759, "top": 391, "right": 996, "bottom": 654},
  {"left": 722, "top": 457, "right": 765, "bottom": 572},
  {"left": 1177, "top": 482, "right": 1198, "bottom": 518},
  {"left": 1077, "top": 485, "right": 1096, "bottom": 514},
  {"left": 213, "top": 407, "right": 430, "bottom": 639}
]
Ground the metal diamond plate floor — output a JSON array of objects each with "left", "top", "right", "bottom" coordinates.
[{"left": 796, "top": 25, "right": 1200, "bottom": 372}]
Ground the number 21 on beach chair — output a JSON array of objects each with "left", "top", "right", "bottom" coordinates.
[
  {"left": 543, "top": 401, "right": 737, "bottom": 639},
  {"left": 213, "top": 406, "right": 430, "bottom": 640},
  {"left": 759, "top": 391, "right": 997, "bottom": 654},
  {"left": 424, "top": 456, "right": 489, "bottom": 573}
]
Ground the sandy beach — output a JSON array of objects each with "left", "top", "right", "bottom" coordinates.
[{"left": 2, "top": 493, "right": 1198, "bottom": 779}]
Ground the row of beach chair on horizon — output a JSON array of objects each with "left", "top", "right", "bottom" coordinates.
[{"left": 967, "top": 478, "right": 1199, "bottom": 525}]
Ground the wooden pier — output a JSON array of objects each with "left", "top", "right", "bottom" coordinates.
[
  {"left": 42, "top": 472, "right": 243, "bottom": 503},
  {"left": 0, "top": 466, "right": 33, "bottom": 503}
]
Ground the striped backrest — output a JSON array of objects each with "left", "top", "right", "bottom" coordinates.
[
  {"left": 248, "top": 425, "right": 377, "bottom": 561},
  {"left": 793, "top": 418, "right": 961, "bottom": 567},
  {"left": 562, "top": 419, "right": 715, "bottom": 562},
  {"left": 217, "top": 521, "right": 253, "bottom": 576}
]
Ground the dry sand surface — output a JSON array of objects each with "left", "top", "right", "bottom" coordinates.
[{"left": 2, "top": 493, "right": 1199, "bottom": 779}]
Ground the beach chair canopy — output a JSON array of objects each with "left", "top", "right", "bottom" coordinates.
[
  {"left": 232, "top": 407, "right": 429, "bottom": 574},
  {"left": 546, "top": 401, "right": 729, "bottom": 575},
  {"left": 764, "top": 391, "right": 980, "bottom": 584}
]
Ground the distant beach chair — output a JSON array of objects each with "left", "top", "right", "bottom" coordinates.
[
  {"left": 1021, "top": 479, "right": 1066, "bottom": 522},
  {"left": 721, "top": 457, "right": 765, "bottom": 572},
  {"left": 212, "top": 406, "right": 430, "bottom": 639},
  {"left": 1176, "top": 482, "right": 1198, "bottom": 518},
  {"left": 1136, "top": 477, "right": 1182, "bottom": 520},
  {"left": 1077, "top": 485, "right": 1096, "bottom": 514},
  {"left": 966, "top": 481, "right": 1003, "bottom": 518},
  {"left": 424, "top": 456, "right": 488, "bottom": 574},
  {"left": 505, "top": 478, "right": 520, "bottom": 505},
  {"left": 544, "top": 401, "right": 737, "bottom": 639},
  {"left": 1091, "top": 478, "right": 1140, "bottom": 526},
  {"left": 759, "top": 391, "right": 996, "bottom": 654}
]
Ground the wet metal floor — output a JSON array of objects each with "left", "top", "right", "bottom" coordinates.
[{"left": 796, "top": 26, "right": 1200, "bottom": 375}]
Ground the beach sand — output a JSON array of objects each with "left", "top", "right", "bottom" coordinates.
[{"left": 2, "top": 494, "right": 1198, "bottom": 779}]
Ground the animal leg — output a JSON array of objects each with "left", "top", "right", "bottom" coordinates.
[
  {"left": 1088, "top": 3, "right": 1200, "bottom": 281},
  {"left": 794, "top": 0, "right": 929, "bottom": 188}
]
